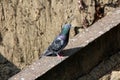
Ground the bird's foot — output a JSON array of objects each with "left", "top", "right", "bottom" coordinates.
[{"left": 57, "top": 54, "right": 63, "bottom": 60}]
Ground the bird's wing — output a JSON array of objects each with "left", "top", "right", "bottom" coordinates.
[
  {"left": 51, "top": 37, "right": 64, "bottom": 51},
  {"left": 43, "top": 37, "right": 64, "bottom": 56}
]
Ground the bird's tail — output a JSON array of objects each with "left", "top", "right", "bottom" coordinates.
[
  {"left": 39, "top": 49, "right": 54, "bottom": 59},
  {"left": 43, "top": 50, "right": 53, "bottom": 56}
]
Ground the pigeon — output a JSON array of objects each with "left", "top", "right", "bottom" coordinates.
[{"left": 43, "top": 23, "right": 71, "bottom": 58}]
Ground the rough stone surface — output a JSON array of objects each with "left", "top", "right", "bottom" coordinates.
[
  {"left": 0, "top": 0, "right": 120, "bottom": 80},
  {"left": 0, "top": 0, "right": 119, "bottom": 69},
  {"left": 9, "top": 7, "right": 120, "bottom": 80},
  {"left": 110, "top": 71, "right": 120, "bottom": 80}
]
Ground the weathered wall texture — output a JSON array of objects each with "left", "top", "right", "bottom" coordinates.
[
  {"left": 0, "top": 0, "right": 119, "bottom": 71},
  {"left": 0, "top": 0, "right": 119, "bottom": 80},
  {"left": 9, "top": 7, "right": 120, "bottom": 80}
]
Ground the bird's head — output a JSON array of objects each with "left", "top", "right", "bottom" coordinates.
[{"left": 61, "top": 24, "right": 71, "bottom": 35}]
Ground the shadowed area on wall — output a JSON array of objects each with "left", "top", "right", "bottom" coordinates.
[{"left": 0, "top": 53, "right": 20, "bottom": 80}]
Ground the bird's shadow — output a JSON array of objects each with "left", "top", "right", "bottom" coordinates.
[{"left": 61, "top": 47, "right": 82, "bottom": 56}]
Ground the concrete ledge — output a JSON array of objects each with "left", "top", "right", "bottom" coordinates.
[{"left": 9, "top": 8, "right": 120, "bottom": 80}]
